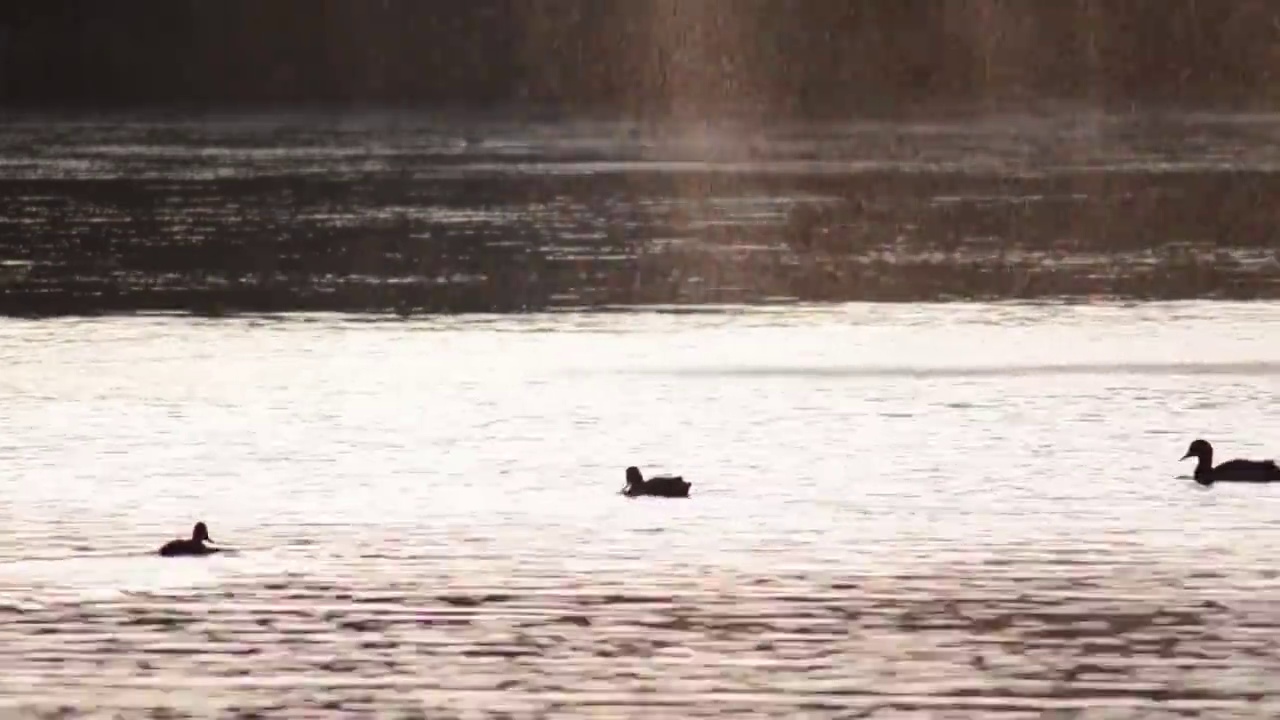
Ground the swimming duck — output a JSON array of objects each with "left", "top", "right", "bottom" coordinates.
[
  {"left": 621, "top": 466, "right": 691, "bottom": 498},
  {"left": 158, "top": 522, "right": 220, "bottom": 557},
  {"left": 1180, "top": 439, "right": 1280, "bottom": 486}
]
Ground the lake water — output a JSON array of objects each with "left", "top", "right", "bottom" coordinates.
[
  {"left": 3, "top": 302, "right": 1280, "bottom": 717},
  {"left": 1, "top": 110, "right": 1280, "bottom": 315}
]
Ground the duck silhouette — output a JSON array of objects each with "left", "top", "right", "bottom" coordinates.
[
  {"left": 158, "top": 522, "right": 221, "bottom": 557},
  {"left": 621, "top": 466, "right": 691, "bottom": 498},
  {"left": 1180, "top": 439, "right": 1280, "bottom": 486}
]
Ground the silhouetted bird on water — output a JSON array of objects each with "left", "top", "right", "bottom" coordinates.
[
  {"left": 1180, "top": 439, "right": 1280, "bottom": 486},
  {"left": 621, "top": 466, "right": 691, "bottom": 498},
  {"left": 158, "top": 522, "right": 220, "bottom": 557}
]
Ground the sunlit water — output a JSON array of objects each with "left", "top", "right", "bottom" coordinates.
[{"left": 2, "top": 302, "right": 1280, "bottom": 717}]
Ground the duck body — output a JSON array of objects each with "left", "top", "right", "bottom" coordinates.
[
  {"left": 1181, "top": 439, "right": 1280, "bottom": 486},
  {"left": 622, "top": 466, "right": 691, "bottom": 498},
  {"left": 158, "top": 522, "right": 220, "bottom": 557}
]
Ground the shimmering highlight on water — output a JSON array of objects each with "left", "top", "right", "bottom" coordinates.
[
  {"left": 2, "top": 302, "right": 1280, "bottom": 717},
  {"left": 3, "top": 112, "right": 1280, "bottom": 315}
]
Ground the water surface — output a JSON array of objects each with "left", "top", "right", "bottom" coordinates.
[
  {"left": 2, "top": 110, "right": 1280, "bottom": 315},
  {"left": 2, "top": 302, "right": 1280, "bottom": 717}
]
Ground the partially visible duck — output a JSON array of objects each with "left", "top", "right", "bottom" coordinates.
[
  {"left": 158, "top": 521, "right": 220, "bottom": 557},
  {"left": 621, "top": 466, "right": 691, "bottom": 498},
  {"left": 1180, "top": 439, "right": 1280, "bottom": 486}
]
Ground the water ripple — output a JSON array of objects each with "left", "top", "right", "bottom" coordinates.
[{"left": 3, "top": 304, "right": 1280, "bottom": 716}]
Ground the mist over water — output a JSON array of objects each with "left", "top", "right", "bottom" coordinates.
[{"left": 5, "top": 4, "right": 1280, "bottom": 716}]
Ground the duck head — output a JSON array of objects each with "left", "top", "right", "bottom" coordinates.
[
  {"left": 622, "top": 466, "right": 644, "bottom": 495},
  {"left": 1181, "top": 439, "right": 1213, "bottom": 463},
  {"left": 192, "top": 522, "right": 213, "bottom": 544}
]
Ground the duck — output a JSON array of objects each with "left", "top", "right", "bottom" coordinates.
[
  {"left": 1180, "top": 439, "right": 1280, "bottom": 486},
  {"left": 158, "top": 521, "right": 221, "bottom": 557},
  {"left": 621, "top": 466, "right": 691, "bottom": 498}
]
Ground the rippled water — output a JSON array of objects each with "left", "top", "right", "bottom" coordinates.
[
  {"left": 2, "top": 110, "right": 1280, "bottom": 315},
  {"left": 3, "top": 302, "right": 1280, "bottom": 717}
]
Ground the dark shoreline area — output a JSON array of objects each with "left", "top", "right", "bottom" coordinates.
[{"left": 4, "top": 2, "right": 1280, "bottom": 116}]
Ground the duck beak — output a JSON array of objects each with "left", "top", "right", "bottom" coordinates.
[{"left": 1180, "top": 452, "right": 1192, "bottom": 460}]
